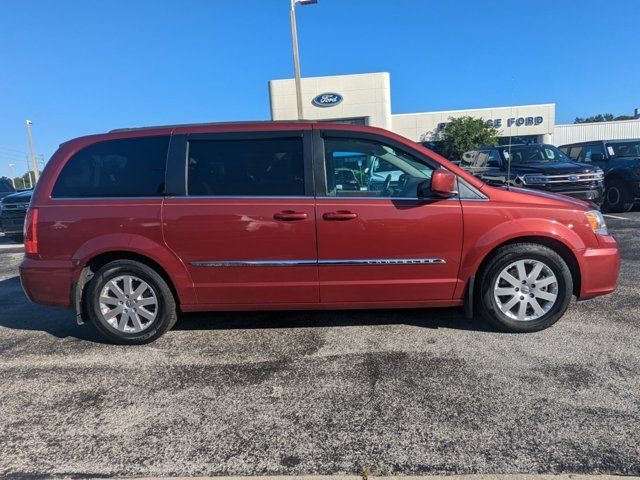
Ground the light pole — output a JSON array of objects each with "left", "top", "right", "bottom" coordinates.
[
  {"left": 290, "top": 0, "right": 317, "bottom": 120},
  {"left": 25, "top": 120, "right": 40, "bottom": 182},
  {"left": 8, "top": 163, "right": 15, "bottom": 188}
]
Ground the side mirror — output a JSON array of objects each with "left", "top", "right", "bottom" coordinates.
[
  {"left": 590, "top": 153, "right": 605, "bottom": 161},
  {"left": 430, "top": 169, "right": 458, "bottom": 198}
]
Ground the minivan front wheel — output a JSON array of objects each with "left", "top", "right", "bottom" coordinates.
[
  {"left": 477, "top": 243, "right": 573, "bottom": 332},
  {"left": 84, "top": 260, "right": 177, "bottom": 344}
]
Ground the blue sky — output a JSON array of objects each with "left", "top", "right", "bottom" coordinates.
[{"left": 1, "top": 0, "right": 639, "bottom": 179}]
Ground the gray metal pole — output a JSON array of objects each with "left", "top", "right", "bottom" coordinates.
[
  {"left": 8, "top": 163, "right": 15, "bottom": 188},
  {"left": 290, "top": 1, "right": 304, "bottom": 120},
  {"left": 25, "top": 120, "right": 40, "bottom": 182}
]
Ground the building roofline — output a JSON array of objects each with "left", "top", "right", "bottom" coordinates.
[
  {"left": 392, "top": 103, "right": 556, "bottom": 117},
  {"left": 268, "top": 71, "right": 390, "bottom": 84}
]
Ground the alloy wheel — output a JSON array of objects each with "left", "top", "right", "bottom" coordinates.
[
  {"left": 99, "top": 275, "right": 158, "bottom": 333},
  {"left": 493, "top": 259, "right": 558, "bottom": 321}
]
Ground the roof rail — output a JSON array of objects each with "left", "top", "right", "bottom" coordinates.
[{"left": 109, "top": 119, "right": 317, "bottom": 133}]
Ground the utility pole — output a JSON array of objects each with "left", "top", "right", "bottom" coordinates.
[
  {"left": 25, "top": 120, "right": 40, "bottom": 182},
  {"left": 290, "top": 0, "right": 317, "bottom": 120},
  {"left": 25, "top": 157, "right": 33, "bottom": 189},
  {"left": 8, "top": 163, "right": 15, "bottom": 188}
]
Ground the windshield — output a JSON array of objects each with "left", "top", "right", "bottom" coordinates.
[
  {"left": 606, "top": 141, "right": 640, "bottom": 158},
  {"left": 502, "top": 145, "right": 570, "bottom": 164}
]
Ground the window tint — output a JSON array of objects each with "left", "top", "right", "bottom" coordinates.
[
  {"left": 324, "top": 137, "right": 434, "bottom": 198},
  {"left": 52, "top": 136, "right": 169, "bottom": 198},
  {"left": 187, "top": 137, "right": 304, "bottom": 196},
  {"left": 584, "top": 144, "right": 605, "bottom": 161}
]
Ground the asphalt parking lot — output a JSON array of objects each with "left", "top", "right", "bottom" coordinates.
[{"left": 0, "top": 213, "right": 639, "bottom": 479}]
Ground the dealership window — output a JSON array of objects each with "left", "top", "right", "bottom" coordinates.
[
  {"left": 323, "top": 137, "right": 434, "bottom": 198},
  {"left": 187, "top": 137, "right": 304, "bottom": 196},
  {"left": 51, "top": 136, "right": 169, "bottom": 198}
]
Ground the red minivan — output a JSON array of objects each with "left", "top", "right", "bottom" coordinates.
[{"left": 20, "top": 122, "right": 620, "bottom": 344}]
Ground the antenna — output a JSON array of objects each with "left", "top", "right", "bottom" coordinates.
[{"left": 505, "top": 76, "right": 515, "bottom": 191}]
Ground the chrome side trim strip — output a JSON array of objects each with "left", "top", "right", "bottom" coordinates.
[
  {"left": 191, "top": 260, "right": 317, "bottom": 267},
  {"left": 318, "top": 258, "right": 446, "bottom": 265},
  {"left": 190, "top": 258, "right": 446, "bottom": 267}
]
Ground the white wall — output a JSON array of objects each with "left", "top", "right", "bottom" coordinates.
[
  {"left": 269, "top": 72, "right": 392, "bottom": 130},
  {"left": 552, "top": 119, "right": 640, "bottom": 146}
]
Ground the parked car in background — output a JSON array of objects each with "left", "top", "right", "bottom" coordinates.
[
  {"left": 0, "top": 178, "right": 16, "bottom": 200},
  {"left": 0, "top": 189, "right": 32, "bottom": 242},
  {"left": 20, "top": 122, "right": 619, "bottom": 344},
  {"left": 459, "top": 144, "right": 604, "bottom": 205},
  {"left": 559, "top": 139, "right": 640, "bottom": 212}
]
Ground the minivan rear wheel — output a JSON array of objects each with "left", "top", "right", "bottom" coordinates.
[
  {"left": 477, "top": 243, "right": 573, "bottom": 332},
  {"left": 84, "top": 260, "right": 177, "bottom": 344}
]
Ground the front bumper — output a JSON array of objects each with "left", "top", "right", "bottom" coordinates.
[
  {"left": 0, "top": 211, "right": 27, "bottom": 235},
  {"left": 578, "top": 235, "right": 620, "bottom": 299}
]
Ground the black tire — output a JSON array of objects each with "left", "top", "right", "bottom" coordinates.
[
  {"left": 476, "top": 243, "right": 573, "bottom": 333},
  {"left": 603, "top": 178, "right": 634, "bottom": 213},
  {"left": 83, "top": 260, "right": 177, "bottom": 344},
  {"left": 9, "top": 235, "right": 24, "bottom": 243}
]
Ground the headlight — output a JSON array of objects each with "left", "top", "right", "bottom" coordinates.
[
  {"left": 585, "top": 210, "right": 608, "bottom": 236},
  {"left": 521, "top": 174, "right": 549, "bottom": 185},
  {"left": 594, "top": 168, "right": 605, "bottom": 180}
]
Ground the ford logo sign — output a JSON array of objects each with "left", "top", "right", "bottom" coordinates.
[
  {"left": 569, "top": 175, "right": 579, "bottom": 181},
  {"left": 312, "top": 93, "right": 343, "bottom": 107}
]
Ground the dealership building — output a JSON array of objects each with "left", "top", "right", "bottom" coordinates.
[{"left": 269, "top": 72, "right": 640, "bottom": 148}]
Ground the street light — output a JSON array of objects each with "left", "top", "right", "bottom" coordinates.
[
  {"left": 25, "top": 120, "right": 40, "bottom": 182},
  {"left": 290, "top": 0, "right": 317, "bottom": 120}
]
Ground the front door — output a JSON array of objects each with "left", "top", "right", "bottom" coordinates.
[
  {"left": 163, "top": 130, "right": 319, "bottom": 306},
  {"left": 314, "top": 130, "right": 463, "bottom": 303}
]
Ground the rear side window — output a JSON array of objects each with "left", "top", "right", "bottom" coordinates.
[
  {"left": 187, "top": 137, "right": 305, "bottom": 196},
  {"left": 52, "top": 136, "right": 169, "bottom": 198}
]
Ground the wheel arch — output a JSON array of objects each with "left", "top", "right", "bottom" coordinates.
[
  {"left": 605, "top": 168, "right": 634, "bottom": 184},
  {"left": 73, "top": 249, "right": 193, "bottom": 324},
  {"left": 474, "top": 235, "right": 581, "bottom": 298}
]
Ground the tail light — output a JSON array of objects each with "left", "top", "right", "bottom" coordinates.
[{"left": 24, "top": 208, "right": 38, "bottom": 254}]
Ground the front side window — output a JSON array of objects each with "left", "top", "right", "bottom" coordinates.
[
  {"left": 187, "top": 137, "right": 304, "bottom": 196},
  {"left": 584, "top": 144, "right": 605, "bottom": 161},
  {"left": 324, "top": 137, "right": 434, "bottom": 198},
  {"left": 52, "top": 136, "right": 169, "bottom": 198}
]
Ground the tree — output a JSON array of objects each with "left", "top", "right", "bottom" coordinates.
[
  {"left": 574, "top": 113, "right": 635, "bottom": 124},
  {"left": 439, "top": 116, "right": 499, "bottom": 160}
]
